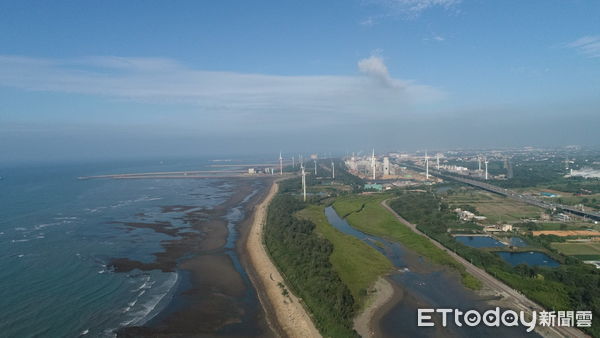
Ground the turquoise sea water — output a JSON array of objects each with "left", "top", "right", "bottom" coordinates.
[{"left": 0, "top": 159, "right": 236, "bottom": 337}]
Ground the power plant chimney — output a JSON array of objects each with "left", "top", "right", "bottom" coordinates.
[{"left": 371, "top": 149, "right": 376, "bottom": 180}]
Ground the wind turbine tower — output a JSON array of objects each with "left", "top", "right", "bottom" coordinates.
[
  {"left": 331, "top": 161, "right": 335, "bottom": 179},
  {"left": 436, "top": 154, "right": 440, "bottom": 170},
  {"left": 292, "top": 156, "right": 295, "bottom": 168},
  {"left": 314, "top": 160, "right": 317, "bottom": 176},
  {"left": 478, "top": 156, "right": 482, "bottom": 172},
  {"left": 371, "top": 149, "right": 376, "bottom": 180},
  {"left": 425, "top": 151, "right": 430, "bottom": 180},
  {"left": 484, "top": 157, "right": 489, "bottom": 180},
  {"left": 301, "top": 164, "right": 307, "bottom": 202},
  {"left": 279, "top": 151, "right": 283, "bottom": 175}
]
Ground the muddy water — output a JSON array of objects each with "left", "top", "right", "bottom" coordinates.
[{"left": 324, "top": 207, "right": 538, "bottom": 338}]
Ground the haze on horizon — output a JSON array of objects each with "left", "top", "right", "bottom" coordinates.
[{"left": 1, "top": 1, "right": 599, "bottom": 164}]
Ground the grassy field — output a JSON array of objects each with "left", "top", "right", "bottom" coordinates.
[
  {"left": 295, "top": 205, "right": 393, "bottom": 309},
  {"left": 551, "top": 242, "right": 600, "bottom": 256},
  {"left": 444, "top": 188, "right": 542, "bottom": 223},
  {"left": 534, "top": 222, "right": 596, "bottom": 230},
  {"left": 333, "top": 194, "right": 481, "bottom": 290}
]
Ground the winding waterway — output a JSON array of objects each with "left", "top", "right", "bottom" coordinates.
[{"left": 324, "top": 207, "right": 538, "bottom": 338}]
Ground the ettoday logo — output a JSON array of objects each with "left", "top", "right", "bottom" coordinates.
[{"left": 417, "top": 308, "right": 592, "bottom": 332}]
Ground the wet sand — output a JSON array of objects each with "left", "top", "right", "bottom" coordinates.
[
  {"left": 354, "top": 277, "right": 397, "bottom": 338},
  {"left": 114, "top": 178, "right": 277, "bottom": 337}
]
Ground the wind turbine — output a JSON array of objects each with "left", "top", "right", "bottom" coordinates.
[
  {"left": 331, "top": 161, "right": 335, "bottom": 179},
  {"left": 314, "top": 160, "right": 317, "bottom": 175},
  {"left": 484, "top": 157, "right": 489, "bottom": 180},
  {"left": 436, "top": 154, "right": 440, "bottom": 171},
  {"left": 425, "top": 151, "right": 429, "bottom": 180},
  {"left": 279, "top": 151, "right": 283, "bottom": 175},
  {"left": 301, "top": 163, "right": 307, "bottom": 202},
  {"left": 478, "top": 156, "right": 482, "bottom": 172}
]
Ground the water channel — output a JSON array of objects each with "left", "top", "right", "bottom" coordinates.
[{"left": 324, "top": 206, "right": 538, "bottom": 337}]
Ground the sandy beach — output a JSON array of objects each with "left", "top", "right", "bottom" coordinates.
[
  {"left": 245, "top": 180, "right": 321, "bottom": 338},
  {"left": 354, "top": 277, "right": 399, "bottom": 338}
]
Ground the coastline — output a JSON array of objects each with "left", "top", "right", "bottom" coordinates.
[
  {"left": 244, "top": 179, "right": 322, "bottom": 338},
  {"left": 116, "top": 178, "right": 275, "bottom": 337},
  {"left": 354, "top": 277, "right": 401, "bottom": 338}
]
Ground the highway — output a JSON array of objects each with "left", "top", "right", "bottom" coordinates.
[
  {"left": 381, "top": 199, "right": 588, "bottom": 338},
  {"left": 412, "top": 164, "right": 600, "bottom": 222}
]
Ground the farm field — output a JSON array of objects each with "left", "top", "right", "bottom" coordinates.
[{"left": 551, "top": 242, "right": 600, "bottom": 260}]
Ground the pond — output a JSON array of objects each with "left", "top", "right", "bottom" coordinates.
[
  {"left": 455, "top": 235, "right": 506, "bottom": 248},
  {"left": 496, "top": 251, "right": 560, "bottom": 267}
]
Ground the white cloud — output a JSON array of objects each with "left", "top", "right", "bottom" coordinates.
[
  {"left": 366, "top": 0, "right": 461, "bottom": 17},
  {"left": 566, "top": 36, "right": 600, "bottom": 58},
  {"left": 0, "top": 54, "right": 445, "bottom": 124},
  {"left": 423, "top": 34, "right": 445, "bottom": 42},
  {"left": 358, "top": 55, "right": 397, "bottom": 88},
  {"left": 360, "top": 16, "right": 376, "bottom": 26}
]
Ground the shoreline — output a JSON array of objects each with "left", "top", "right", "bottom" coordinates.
[
  {"left": 354, "top": 276, "right": 401, "bottom": 338},
  {"left": 116, "top": 179, "right": 275, "bottom": 337},
  {"left": 244, "top": 179, "right": 322, "bottom": 338}
]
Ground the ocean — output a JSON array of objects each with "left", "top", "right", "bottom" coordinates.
[{"left": 0, "top": 159, "right": 245, "bottom": 337}]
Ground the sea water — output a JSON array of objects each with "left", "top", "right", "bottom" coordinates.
[{"left": 0, "top": 159, "right": 235, "bottom": 337}]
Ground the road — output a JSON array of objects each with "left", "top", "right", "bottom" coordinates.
[
  {"left": 381, "top": 199, "right": 588, "bottom": 338},
  {"left": 441, "top": 173, "right": 600, "bottom": 222},
  {"left": 406, "top": 163, "right": 600, "bottom": 222}
]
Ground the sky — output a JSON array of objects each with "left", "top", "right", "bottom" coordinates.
[{"left": 1, "top": 0, "right": 599, "bottom": 163}]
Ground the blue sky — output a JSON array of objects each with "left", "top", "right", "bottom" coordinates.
[{"left": 1, "top": 0, "right": 599, "bottom": 162}]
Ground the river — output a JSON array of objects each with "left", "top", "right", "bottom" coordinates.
[{"left": 324, "top": 206, "right": 538, "bottom": 337}]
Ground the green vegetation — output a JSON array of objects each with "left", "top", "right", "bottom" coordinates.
[
  {"left": 486, "top": 155, "right": 600, "bottom": 196},
  {"left": 390, "top": 189, "right": 600, "bottom": 337},
  {"left": 333, "top": 194, "right": 482, "bottom": 290},
  {"left": 548, "top": 177, "right": 600, "bottom": 195},
  {"left": 551, "top": 192, "right": 600, "bottom": 211},
  {"left": 296, "top": 205, "right": 392, "bottom": 309},
  {"left": 265, "top": 194, "right": 358, "bottom": 337},
  {"left": 552, "top": 242, "right": 600, "bottom": 257}
]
